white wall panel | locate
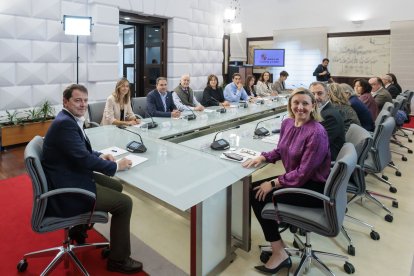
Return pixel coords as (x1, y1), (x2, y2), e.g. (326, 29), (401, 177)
(16, 63), (47, 85)
(170, 33), (192, 48)
(32, 84), (61, 106)
(89, 44), (118, 62)
(0, 85), (32, 110)
(84, 81), (115, 101)
(91, 24), (118, 44)
(198, 50), (208, 63)
(168, 48), (191, 63)
(0, 39), (31, 62)
(192, 36), (203, 50)
(0, 63), (15, 86)
(47, 63), (74, 84)
(167, 63), (191, 79)
(188, 22), (198, 36)
(91, 4), (119, 25)
(142, 0), (156, 15)
(192, 63), (203, 76)
(192, 9), (203, 23)
(168, 18), (189, 34)
(32, 41), (60, 62)
(15, 17), (47, 40)
(0, 0), (31, 17)
(162, 0), (191, 20)
(118, 0), (132, 11)
(198, 24), (209, 37)
(32, 0), (61, 20)
(0, 15), (16, 38)
(203, 37), (213, 50)
(46, 20), (74, 42)
(87, 63), (118, 82)
(61, 1), (87, 17)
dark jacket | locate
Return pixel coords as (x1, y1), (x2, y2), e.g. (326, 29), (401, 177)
(201, 86), (225, 107)
(42, 110), (117, 217)
(320, 102), (345, 161)
(146, 89), (177, 117)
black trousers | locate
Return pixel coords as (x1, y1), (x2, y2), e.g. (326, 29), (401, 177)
(251, 176), (325, 242)
(94, 173), (133, 261)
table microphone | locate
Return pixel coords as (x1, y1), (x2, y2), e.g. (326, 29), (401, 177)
(210, 125), (240, 150)
(254, 115), (280, 137)
(272, 114), (286, 134)
(145, 112), (158, 129)
(183, 106), (197, 120)
(117, 125), (147, 153)
(210, 97), (226, 113)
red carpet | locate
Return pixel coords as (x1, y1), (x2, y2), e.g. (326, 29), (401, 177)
(0, 175), (147, 275)
(403, 115), (414, 128)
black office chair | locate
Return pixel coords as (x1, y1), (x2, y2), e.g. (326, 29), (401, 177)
(261, 143), (357, 275)
(194, 90), (204, 103)
(17, 136), (109, 275)
(131, 97), (147, 118)
(87, 101), (106, 127)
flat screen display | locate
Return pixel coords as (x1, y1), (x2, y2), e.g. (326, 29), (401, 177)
(253, 49), (285, 67)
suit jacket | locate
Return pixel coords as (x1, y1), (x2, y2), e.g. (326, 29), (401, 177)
(372, 87), (392, 111)
(146, 89), (177, 117)
(320, 102), (345, 161)
(272, 79), (285, 94)
(313, 64), (331, 82)
(386, 84), (400, 99)
(101, 94), (135, 125)
(42, 110), (117, 217)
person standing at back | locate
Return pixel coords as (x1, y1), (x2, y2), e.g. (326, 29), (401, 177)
(309, 81), (345, 160)
(313, 58), (333, 83)
(42, 84), (143, 274)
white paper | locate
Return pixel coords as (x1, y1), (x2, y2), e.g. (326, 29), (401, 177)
(119, 154), (148, 168)
(203, 109), (215, 113)
(99, 146), (128, 157)
(261, 134), (280, 145)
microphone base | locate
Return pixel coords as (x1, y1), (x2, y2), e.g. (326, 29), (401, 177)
(147, 122), (158, 129)
(272, 129), (280, 134)
(254, 127), (270, 137)
(184, 114), (197, 120)
(216, 108), (226, 113)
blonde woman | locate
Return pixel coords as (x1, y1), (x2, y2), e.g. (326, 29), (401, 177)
(101, 78), (140, 126)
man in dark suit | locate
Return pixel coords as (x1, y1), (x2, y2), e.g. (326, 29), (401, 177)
(42, 84), (143, 274)
(146, 77), (181, 118)
(309, 82), (345, 160)
(381, 74), (400, 99)
(369, 77), (393, 110)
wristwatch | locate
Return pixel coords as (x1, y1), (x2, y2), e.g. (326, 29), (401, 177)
(270, 180), (276, 188)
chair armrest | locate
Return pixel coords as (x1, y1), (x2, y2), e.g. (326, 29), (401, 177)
(134, 113), (144, 119)
(39, 188), (96, 201)
(88, 121), (100, 128)
(273, 188), (331, 204)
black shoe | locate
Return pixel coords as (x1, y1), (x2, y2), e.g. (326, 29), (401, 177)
(107, 257), (143, 274)
(255, 257), (292, 274)
(68, 225), (88, 245)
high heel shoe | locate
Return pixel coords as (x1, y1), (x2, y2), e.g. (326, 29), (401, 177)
(254, 257), (292, 275)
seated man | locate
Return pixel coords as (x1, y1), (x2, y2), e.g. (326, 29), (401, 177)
(42, 84), (143, 274)
(147, 77), (181, 118)
(223, 73), (249, 103)
(309, 81), (345, 161)
(381, 74), (400, 99)
(173, 74), (205, 111)
(369, 77), (392, 110)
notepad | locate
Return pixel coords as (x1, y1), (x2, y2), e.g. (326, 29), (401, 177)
(119, 154), (148, 168)
(99, 146), (128, 157)
(261, 134), (280, 145)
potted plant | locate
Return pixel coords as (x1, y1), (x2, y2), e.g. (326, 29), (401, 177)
(0, 101), (55, 147)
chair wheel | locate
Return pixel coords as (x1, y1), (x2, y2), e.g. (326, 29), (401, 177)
(101, 247), (111, 258)
(370, 231), (380, 240)
(347, 245), (355, 256)
(408, 149), (413, 154)
(344, 261), (355, 274)
(289, 225), (298, 233)
(389, 186), (397, 193)
(260, 251), (271, 263)
(17, 259), (28, 272)
(392, 200), (399, 208)
(385, 214), (393, 222)
(395, 171), (402, 176)
(382, 175), (389, 181)
(402, 156), (408, 161)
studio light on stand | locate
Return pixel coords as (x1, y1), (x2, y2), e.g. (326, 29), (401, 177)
(62, 15), (92, 84)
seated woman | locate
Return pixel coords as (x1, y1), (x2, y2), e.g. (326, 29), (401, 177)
(256, 71), (277, 97)
(328, 83), (361, 133)
(101, 78), (140, 126)
(243, 88), (331, 274)
(354, 78), (379, 120)
(243, 75), (257, 98)
(340, 83), (375, 132)
(201, 74), (230, 107)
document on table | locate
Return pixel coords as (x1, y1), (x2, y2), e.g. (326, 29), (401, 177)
(219, 148), (261, 163)
(99, 146), (128, 157)
(261, 134), (280, 145)
(118, 154), (148, 168)
(203, 108), (215, 113)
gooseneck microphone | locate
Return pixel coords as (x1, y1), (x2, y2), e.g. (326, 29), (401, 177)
(272, 113), (287, 134)
(117, 125), (147, 153)
(145, 112), (158, 129)
(210, 125), (240, 150)
(210, 97), (227, 113)
(254, 115), (281, 137)
(184, 106), (197, 120)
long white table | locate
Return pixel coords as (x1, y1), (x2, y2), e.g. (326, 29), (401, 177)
(86, 97), (287, 275)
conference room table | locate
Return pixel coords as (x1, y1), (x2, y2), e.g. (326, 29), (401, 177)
(86, 97), (288, 276)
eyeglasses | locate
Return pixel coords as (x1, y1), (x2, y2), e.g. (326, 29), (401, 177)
(240, 148), (257, 156)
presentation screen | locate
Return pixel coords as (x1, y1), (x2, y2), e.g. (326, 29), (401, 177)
(253, 49), (285, 67)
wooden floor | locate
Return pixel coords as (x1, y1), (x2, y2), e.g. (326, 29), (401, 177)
(0, 144), (26, 180)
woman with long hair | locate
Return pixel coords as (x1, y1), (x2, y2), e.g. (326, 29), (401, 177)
(101, 78), (140, 126)
(243, 75), (257, 97)
(256, 71), (277, 97)
(354, 78), (378, 120)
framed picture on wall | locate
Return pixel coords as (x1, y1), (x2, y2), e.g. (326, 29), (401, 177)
(246, 37), (273, 66)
